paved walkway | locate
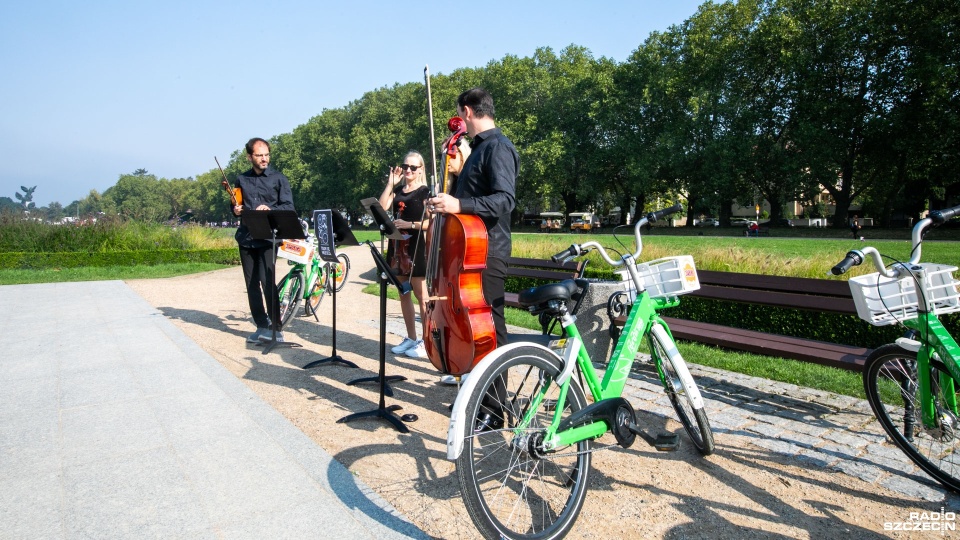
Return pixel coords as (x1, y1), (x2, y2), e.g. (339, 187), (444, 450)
(0, 280), (428, 539)
(1, 273), (956, 539)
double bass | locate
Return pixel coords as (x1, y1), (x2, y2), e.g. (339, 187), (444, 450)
(422, 113), (497, 376)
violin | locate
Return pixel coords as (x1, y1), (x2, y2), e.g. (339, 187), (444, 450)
(391, 238), (414, 276)
(421, 101), (496, 375)
(215, 156), (242, 207)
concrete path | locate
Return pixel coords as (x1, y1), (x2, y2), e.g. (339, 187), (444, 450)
(0, 280), (428, 539)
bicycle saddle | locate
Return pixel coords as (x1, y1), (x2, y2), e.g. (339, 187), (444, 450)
(517, 279), (578, 314)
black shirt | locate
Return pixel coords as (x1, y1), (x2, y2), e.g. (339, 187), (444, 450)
(233, 165), (296, 248)
(453, 127), (518, 260)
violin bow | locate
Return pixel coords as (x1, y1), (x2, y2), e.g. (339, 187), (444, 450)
(214, 156), (239, 207)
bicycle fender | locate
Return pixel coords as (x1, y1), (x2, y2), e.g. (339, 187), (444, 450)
(446, 341), (560, 461)
(650, 323), (705, 409)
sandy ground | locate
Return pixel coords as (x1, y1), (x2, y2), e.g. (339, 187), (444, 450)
(127, 244), (951, 539)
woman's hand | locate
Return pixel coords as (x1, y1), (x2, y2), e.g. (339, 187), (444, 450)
(388, 167), (403, 186)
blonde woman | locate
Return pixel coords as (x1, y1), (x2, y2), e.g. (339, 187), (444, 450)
(379, 151), (430, 359)
(443, 134), (472, 192)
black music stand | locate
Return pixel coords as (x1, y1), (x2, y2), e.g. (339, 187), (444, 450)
(241, 209), (305, 355)
(346, 199), (410, 395)
(338, 199), (412, 433)
(303, 210), (360, 370)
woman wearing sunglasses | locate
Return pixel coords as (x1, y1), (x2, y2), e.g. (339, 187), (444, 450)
(378, 151), (431, 359)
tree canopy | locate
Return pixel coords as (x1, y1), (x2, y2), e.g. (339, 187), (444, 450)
(20, 0), (958, 228)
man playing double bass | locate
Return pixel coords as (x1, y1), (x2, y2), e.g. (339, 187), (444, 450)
(426, 87), (518, 353)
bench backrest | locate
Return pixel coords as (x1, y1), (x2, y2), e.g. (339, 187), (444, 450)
(505, 256), (588, 282)
(695, 270), (856, 315)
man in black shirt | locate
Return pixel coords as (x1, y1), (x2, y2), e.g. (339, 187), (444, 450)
(232, 137), (296, 343)
(427, 87), (518, 348)
(427, 89), (517, 426)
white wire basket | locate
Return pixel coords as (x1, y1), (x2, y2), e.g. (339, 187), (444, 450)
(277, 239), (314, 265)
(617, 255), (701, 299)
(848, 263), (960, 326)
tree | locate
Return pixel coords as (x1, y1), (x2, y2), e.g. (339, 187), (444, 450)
(15, 185), (37, 211)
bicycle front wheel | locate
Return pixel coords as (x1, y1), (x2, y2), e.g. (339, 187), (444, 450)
(277, 271), (304, 329)
(863, 343), (960, 493)
(456, 345), (591, 540)
(331, 253), (350, 292)
(650, 330), (715, 455)
(304, 272), (326, 316)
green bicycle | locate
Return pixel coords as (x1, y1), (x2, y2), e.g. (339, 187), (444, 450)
(831, 204), (960, 493)
(276, 225), (350, 329)
(447, 204), (713, 540)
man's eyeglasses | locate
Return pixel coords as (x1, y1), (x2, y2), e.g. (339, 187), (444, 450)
(253, 153), (270, 159)
(399, 164), (421, 171)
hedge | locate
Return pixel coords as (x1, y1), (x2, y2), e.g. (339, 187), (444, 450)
(0, 249), (240, 269)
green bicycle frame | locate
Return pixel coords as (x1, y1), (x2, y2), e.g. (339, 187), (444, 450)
(535, 290), (681, 450)
(902, 315), (960, 428)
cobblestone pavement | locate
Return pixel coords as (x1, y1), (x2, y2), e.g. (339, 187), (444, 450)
(384, 316), (959, 505)
(628, 360), (957, 504)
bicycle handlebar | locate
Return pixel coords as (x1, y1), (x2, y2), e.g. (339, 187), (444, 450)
(829, 250), (863, 276)
(930, 203), (960, 224)
(552, 204), (684, 268)
(830, 203), (960, 277)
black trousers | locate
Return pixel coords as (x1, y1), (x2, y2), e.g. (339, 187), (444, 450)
(238, 244), (278, 329)
(482, 256), (508, 347)
(480, 256), (509, 425)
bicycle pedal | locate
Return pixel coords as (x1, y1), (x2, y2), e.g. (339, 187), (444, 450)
(652, 434), (681, 452)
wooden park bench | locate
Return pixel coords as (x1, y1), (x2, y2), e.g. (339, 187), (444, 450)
(503, 256), (589, 334)
(615, 270), (871, 371)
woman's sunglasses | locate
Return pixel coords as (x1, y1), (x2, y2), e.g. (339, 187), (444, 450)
(399, 164), (421, 171)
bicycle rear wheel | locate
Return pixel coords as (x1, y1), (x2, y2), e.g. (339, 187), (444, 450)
(332, 253), (350, 292)
(456, 346), (591, 540)
(650, 330), (715, 455)
(277, 271), (304, 329)
(863, 343), (960, 493)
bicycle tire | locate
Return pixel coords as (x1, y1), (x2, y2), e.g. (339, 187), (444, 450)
(456, 345), (591, 540)
(650, 330), (715, 455)
(277, 271), (305, 329)
(304, 271), (326, 316)
(862, 343), (960, 493)
(331, 253), (350, 292)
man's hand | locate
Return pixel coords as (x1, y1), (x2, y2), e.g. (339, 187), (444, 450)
(426, 193), (461, 215)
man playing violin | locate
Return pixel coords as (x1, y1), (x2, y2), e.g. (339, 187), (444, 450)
(232, 137), (296, 343)
(427, 87), (518, 357)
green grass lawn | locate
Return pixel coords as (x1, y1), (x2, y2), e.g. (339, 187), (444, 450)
(7, 222), (942, 401)
(0, 263), (231, 285)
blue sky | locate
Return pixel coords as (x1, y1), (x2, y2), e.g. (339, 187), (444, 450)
(1, 1), (704, 208)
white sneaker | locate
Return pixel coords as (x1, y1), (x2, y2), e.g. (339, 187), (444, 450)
(440, 373), (468, 385)
(408, 340), (428, 359)
(391, 337), (417, 354)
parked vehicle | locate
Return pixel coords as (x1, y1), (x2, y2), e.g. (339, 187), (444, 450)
(539, 211), (564, 232)
(569, 212), (602, 232)
(695, 217), (719, 227)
